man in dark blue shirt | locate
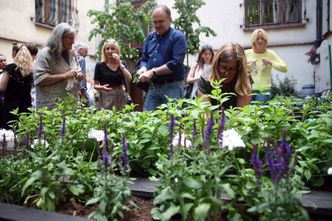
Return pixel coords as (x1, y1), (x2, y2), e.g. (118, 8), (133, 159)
(138, 4), (187, 111)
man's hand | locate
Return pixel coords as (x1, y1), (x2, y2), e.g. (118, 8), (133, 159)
(139, 70), (154, 82)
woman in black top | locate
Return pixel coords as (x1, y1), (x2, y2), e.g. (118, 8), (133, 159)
(0, 43), (38, 129)
(94, 39), (132, 111)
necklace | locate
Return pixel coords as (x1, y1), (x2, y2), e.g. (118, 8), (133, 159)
(106, 62), (119, 71)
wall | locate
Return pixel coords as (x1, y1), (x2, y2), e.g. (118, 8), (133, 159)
(0, 0), (104, 63)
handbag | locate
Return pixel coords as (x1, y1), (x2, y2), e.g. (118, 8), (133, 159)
(183, 84), (194, 99)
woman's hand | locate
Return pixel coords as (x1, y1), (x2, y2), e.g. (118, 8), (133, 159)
(262, 58), (272, 65)
(112, 53), (121, 65)
(102, 84), (112, 92)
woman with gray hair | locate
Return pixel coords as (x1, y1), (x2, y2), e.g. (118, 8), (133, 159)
(33, 22), (83, 109)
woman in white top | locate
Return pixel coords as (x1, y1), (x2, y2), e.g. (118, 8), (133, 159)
(186, 45), (214, 98)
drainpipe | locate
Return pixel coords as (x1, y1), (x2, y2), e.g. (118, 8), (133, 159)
(316, 0), (323, 44)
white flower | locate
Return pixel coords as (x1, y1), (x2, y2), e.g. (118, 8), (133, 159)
(172, 133), (192, 148)
(0, 129), (14, 141)
(328, 167), (332, 175)
(220, 129), (245, 150)
(31, 139), (49, 149)
(88, 129), (104, 142)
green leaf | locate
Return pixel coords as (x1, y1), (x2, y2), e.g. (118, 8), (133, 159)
(180, 192), (195, 200)
(153, 188), (174, 204)
(86, 197), (100, 206)
(161, 204), (180, 221)
(221, 183), (235, 198)
(67, 184), (85, 196)
(304, 170), (311, 181)
(22, 170), (43, 196)
(183, 177), (202, 189)
(181, 203), (193, 220)
(194, 203), (211, 221)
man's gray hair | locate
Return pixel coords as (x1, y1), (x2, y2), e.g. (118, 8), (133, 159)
(46, 23), (76, 56)
(74, 42), (89, 51)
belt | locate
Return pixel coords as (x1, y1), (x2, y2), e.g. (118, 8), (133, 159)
(154, 79), (181, 85)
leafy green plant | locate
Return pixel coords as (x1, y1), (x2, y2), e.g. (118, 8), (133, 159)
(271, 76), (298, 98)
(173, 0), (217, 66)
(248, 133), (309, 221)
(88, 0), (156, 60)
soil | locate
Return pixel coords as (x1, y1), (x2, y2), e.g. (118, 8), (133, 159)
(57, 196), (154, 221)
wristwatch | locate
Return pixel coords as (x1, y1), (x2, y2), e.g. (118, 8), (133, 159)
(152, 68), (157, 77)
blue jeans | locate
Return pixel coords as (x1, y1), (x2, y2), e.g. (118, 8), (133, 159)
(251, 89), (271, 103)
(144, 80), (184, 111)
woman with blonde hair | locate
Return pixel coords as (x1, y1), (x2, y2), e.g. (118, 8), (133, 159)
(245, 28), (287, 102)
(197, 42), (251, 109)
(0, 42), (38, 129)
(94, 39), (132, 111)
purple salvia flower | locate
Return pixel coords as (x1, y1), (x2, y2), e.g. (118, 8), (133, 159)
(204, 111), (214, 154)
(103, 126), (109, 153)
(25, 134), (30, 150)
(102, 147), (109, 169)
(251, 144), (263, 181)
(217, 107), (225, 148)
(121, 134), (129, 171)
(169, 114), (175, 158)
(280, 129), (291, 166)
(60, 115), (66, 138)
(191, 119), (196, 146)
(38, 114), (43, 140)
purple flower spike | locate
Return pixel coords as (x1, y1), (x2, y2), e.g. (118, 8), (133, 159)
(103, 126), (109, 152)
(60, 115), (66, 138)
(38, 114), (44, 140)
(217, 107), (225, 148)
(251, 144), (263, 181)
(191, 119), (197, 145)
(122, 134), (129, 171)
(25, 134), (30, 150)
(102, 148), (109, 169)
(204, 111), (214, 154)
(169, 115), (175, 158)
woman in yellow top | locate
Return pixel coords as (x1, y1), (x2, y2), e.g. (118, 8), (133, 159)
(245, 28), (287, 102)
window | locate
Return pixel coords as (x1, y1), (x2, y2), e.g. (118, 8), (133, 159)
(244, 0), (303, 28)
(35, 0), (79, 28)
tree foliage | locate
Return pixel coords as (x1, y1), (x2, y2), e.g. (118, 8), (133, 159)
(87, 0), (156, 60)
(173, 0), (217, 57)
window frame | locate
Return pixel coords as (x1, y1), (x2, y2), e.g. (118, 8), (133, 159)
(243, 0), (305, 31)
(34, 0), (78, 29)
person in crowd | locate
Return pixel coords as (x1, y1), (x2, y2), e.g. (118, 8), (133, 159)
(0, 53), (7, 128)
(138, 4), (187, 111)
(186, 45), (214, 98)
(197, 42), (252, 109)
(0, 43), (38, 129)
(93, 39), (132, 111)
(33, 22), (83, 109)
(245, 28), (287, 102)
(0, 54), (6, 73)
(74, 42), (94, 105)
